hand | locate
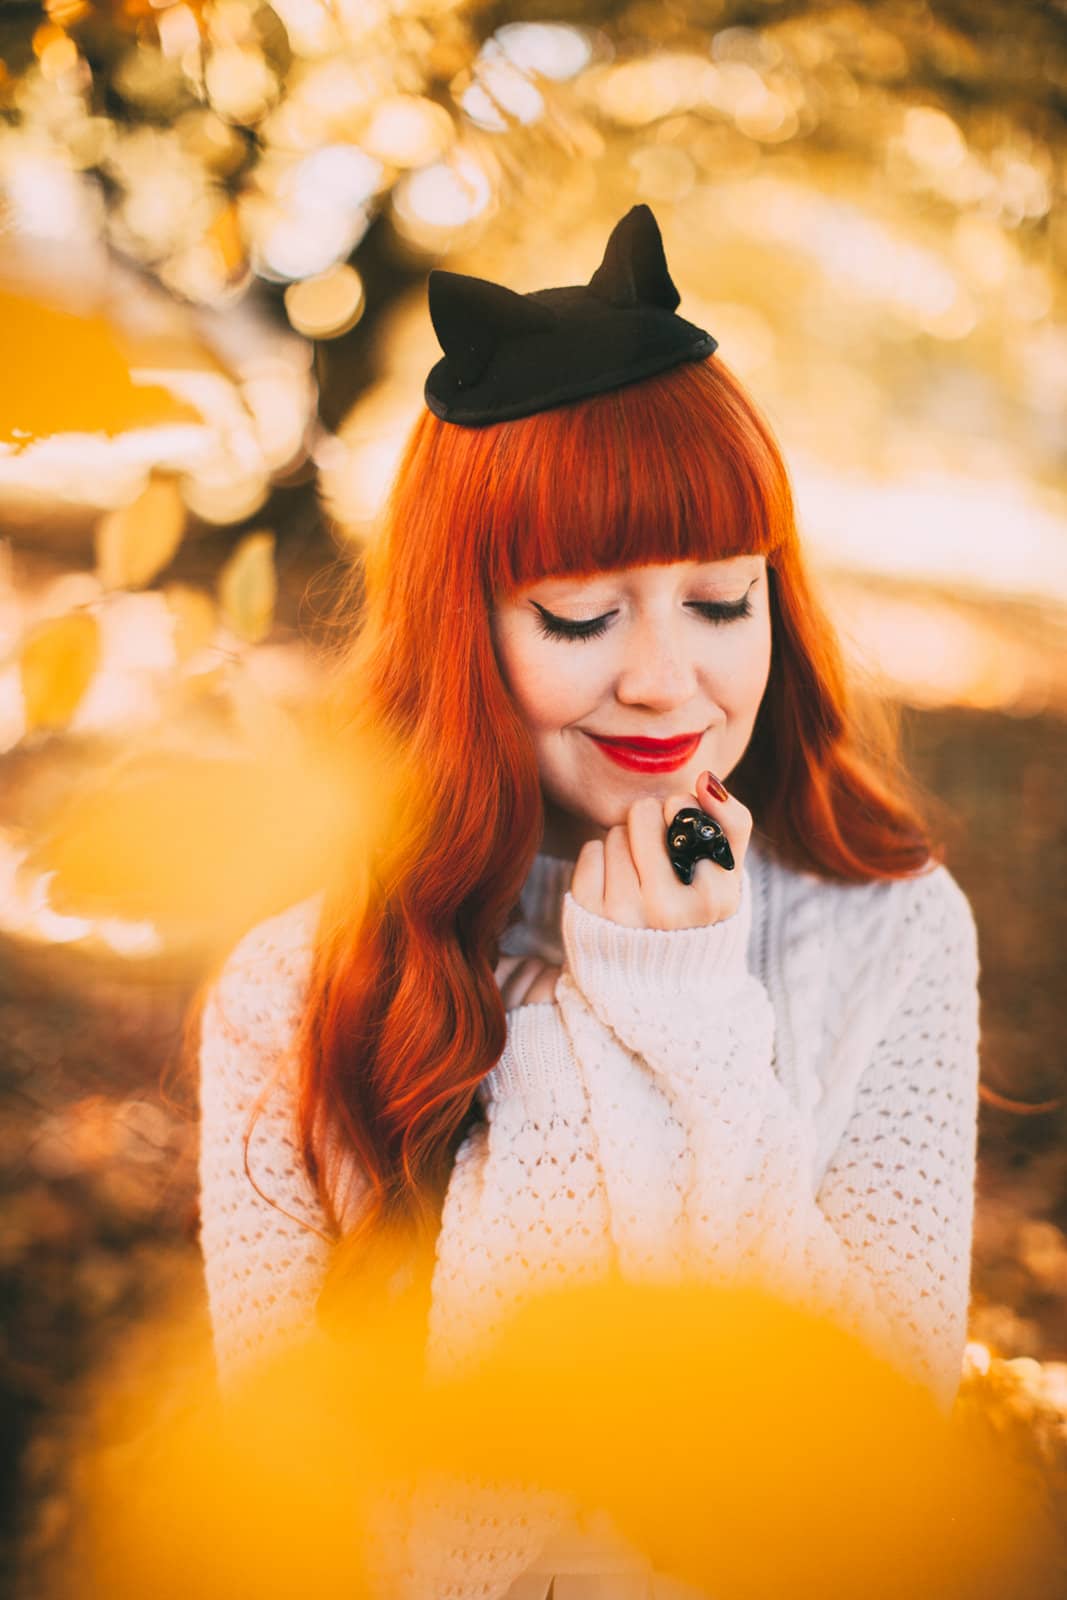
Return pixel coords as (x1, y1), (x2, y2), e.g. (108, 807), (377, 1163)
(494, 954), (563, 1008)
(570, 769), (751, 932)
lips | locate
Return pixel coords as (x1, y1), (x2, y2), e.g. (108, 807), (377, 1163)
(584, 730), (703, 773)
(591, 733), (701, 752)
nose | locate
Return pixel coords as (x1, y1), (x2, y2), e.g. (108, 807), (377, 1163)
(614, 610), (699, 709)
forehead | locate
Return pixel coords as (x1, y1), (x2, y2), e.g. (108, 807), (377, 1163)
(533, 556), (764, 592)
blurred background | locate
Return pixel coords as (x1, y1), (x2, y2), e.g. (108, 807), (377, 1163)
(1, 0), (1065, 1593)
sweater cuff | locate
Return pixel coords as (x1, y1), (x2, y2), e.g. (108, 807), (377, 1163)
(478, 1001), (584, 1107)
(561, 863), (753, 1003)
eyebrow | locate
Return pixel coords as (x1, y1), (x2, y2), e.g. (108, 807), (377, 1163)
(537, 562), (761, 596)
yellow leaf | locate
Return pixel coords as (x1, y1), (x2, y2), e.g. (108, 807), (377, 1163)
(206, 200), (247, 278)
(95, 475), (187, 591)
(217, 530), (277, 644)
(0, 288), (200, 445)
(163, 582), (217, 661)
(30, 722), (396, 939)
(19, 611), (101, 732)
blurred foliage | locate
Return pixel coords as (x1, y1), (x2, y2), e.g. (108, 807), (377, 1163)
(2, 699), (1065, 1599)
(57, 1274), (1067, 1600)
(0, 289), (200, 444)
(0, 2), (1065, 1597)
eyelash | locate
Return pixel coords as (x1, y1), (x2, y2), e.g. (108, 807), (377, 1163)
(532, 596), (755, 643)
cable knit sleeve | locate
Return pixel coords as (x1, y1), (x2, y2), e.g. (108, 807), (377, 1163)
(197, 894), (339, 1396)
(555, 861), (981, 1415)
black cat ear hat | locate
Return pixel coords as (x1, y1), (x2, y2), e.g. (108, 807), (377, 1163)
(423, 203), (718, 426)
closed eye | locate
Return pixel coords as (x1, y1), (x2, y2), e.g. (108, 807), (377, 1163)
(531, 595), (755, 642)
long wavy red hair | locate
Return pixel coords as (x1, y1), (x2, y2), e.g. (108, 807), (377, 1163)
(246, 350), (968, 1327)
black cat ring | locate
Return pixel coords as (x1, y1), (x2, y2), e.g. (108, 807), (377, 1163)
(665, 807), (735, 885)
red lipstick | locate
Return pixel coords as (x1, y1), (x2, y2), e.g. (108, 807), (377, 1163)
(584, 731), (702, 773)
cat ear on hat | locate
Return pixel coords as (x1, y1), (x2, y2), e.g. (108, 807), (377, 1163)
(427, 270), (556, 389)
(586, 202), (681, 312)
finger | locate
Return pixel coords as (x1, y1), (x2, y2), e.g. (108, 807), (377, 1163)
(691, 851), (742, 906)
(661, 789), (699, 832)
(524, 965), (562, 1005)
(681, 774), (752, 896)
(496, 954), (532, 1005)
(696, 768), (730, 811)
(571, 837), (605, 914)
(501, 956), (545, 1007)
(494, 954), (525, 985)
(604, 822), (643, 926)
(659, 778), (748, 912)
(694, 769), (753, 849)
(495, 953), (521, 1004)
(628, 795), (685, 895)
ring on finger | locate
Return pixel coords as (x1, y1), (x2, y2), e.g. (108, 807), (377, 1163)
(665, 806), (735, 886)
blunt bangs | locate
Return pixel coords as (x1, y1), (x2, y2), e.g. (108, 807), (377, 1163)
(468, 357), (794, 601)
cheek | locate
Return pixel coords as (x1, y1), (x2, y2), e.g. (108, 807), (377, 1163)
(505, 641), (604, 733)
(744, 627), (773, 698)
(714, 623), (772, 711)
(520, 657), (587, 730)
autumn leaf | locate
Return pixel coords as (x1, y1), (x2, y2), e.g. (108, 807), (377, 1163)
(217, 531), (277, 644)
(95, 476), (187, 591)
(19, 611), (101, 732)
(0, 288), (200, 445)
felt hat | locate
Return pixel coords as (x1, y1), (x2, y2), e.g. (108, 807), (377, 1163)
(424, 203), (717, 426)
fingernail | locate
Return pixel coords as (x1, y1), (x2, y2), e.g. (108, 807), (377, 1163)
(703, 770), (729, 802)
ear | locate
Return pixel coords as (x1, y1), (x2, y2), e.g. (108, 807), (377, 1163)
(427, 269), (557, 387)
(586, 203), (681, 312)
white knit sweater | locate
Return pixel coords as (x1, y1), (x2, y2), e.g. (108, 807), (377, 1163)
(197, 830), (982, 1600)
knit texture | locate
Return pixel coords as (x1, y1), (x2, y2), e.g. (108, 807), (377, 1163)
(197, 831), (981, 1599)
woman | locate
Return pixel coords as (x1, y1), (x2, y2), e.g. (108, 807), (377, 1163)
(196, 206), (982, 1600)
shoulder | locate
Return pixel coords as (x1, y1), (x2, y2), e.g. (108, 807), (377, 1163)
(894, 861), (978, 961)
(203, 890), (325, 1055)
(759, 843), (979, 994)
(836, 859), (978, 976)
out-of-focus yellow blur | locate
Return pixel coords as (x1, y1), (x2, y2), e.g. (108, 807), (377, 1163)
(0, 290), (201, 444)
(65, 1270), (1064, 1600)
(14, 706), (403, 956)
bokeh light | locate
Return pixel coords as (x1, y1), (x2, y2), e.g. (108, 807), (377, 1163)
(1, 2), (1065, 1593)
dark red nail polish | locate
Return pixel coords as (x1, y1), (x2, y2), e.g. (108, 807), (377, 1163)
(703, 770), (729, 802)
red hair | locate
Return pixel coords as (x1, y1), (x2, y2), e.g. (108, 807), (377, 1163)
(269, 352), (962, 1323)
